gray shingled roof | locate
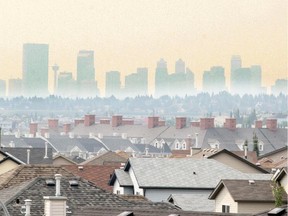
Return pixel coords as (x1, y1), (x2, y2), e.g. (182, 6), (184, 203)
(201, 128), (287, 156)
(134, 144), (171, 154)
(100, 137), (139, 152)
(115, 169), (133, 186)
(2, 147), (53, 164)
(168, 193), (215, 212)
(1, 177), (178, 216)
(124, 158), (272, 189)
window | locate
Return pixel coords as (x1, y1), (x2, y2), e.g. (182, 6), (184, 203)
(182, 143), (186, 150)
(116, 190), (121, 194)
(222, 205), (230, 213)
(175, 143), (179, 149)
(136, 192), (140, 195)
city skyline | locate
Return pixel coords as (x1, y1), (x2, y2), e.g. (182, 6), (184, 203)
(0, 0), (286, 95)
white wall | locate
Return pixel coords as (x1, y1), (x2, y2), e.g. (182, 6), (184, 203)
(113, 179), (124, 194)
(238, 202), (275, 214)
(280, 173), (288, 194)
(129, 167), (144, 195)
(214, 186), (238, 213)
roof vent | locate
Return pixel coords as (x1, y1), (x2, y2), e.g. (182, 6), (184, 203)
(46, 179), (55, 186)
(78, 166), (84, 171)
(255, 162), (261, 166)
(248, 180), (255, 185)
(117, 211), (133, 216)
(69, 180), (79, 186)
(193, 171), (196, 175)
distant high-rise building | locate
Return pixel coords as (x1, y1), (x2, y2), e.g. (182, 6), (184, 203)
(232, 67), (252, 95)
(8, 79), (22, 97)
(106, 71), (121, 98)
(57, 72), (77, 97)
(22, 43), (49, 97)
(271, 79), (288, 95)
(203, 66), (226, 93)
(0, 80), (6, 97)
(155, 58), (169, 97)
(76, 50), (99, 97)
(230, 55), (242, 93)
(175, 59), (185, 74)
(250, 65), (262, 93)
(185, 67), (196, 94)
(124, 68), (148, 97)
(136, 67), (148, 95)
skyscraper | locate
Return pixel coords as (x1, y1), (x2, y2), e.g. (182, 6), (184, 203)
(230, 55), (242, 93)
(155, 58), (169, 97)
(136, 67), (148, 96)
(8, 79), (22, 98)
(202, 66), (226, 93)
(106, 71), (121, 98)
(0, 80), (6, 97)
(175, 59), (185, 73)
(250, 65), (262, 93)
(57, 72), (77, 97)
(22, 43), (49, 97)
(76, 50), (99, 97)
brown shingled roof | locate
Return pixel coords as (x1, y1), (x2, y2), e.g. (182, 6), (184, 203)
(63, 164), (120, 191)
(0, 164), (75, 190)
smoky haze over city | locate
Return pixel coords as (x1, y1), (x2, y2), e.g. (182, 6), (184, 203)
(0, 1), (287, 216)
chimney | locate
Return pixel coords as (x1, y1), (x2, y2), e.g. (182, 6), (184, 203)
(190, 121), (200, 127)
(112, 115), (123, 127)
(100, 119), (110, 125)
(224, 118), (236, 130)
(27, 149), (30, 164)
(185, 135), (192, 149)
(255, 120), (262, 129)
(43, 174), (67, 216)
(74, 119), (84, 126)
(122, 119), (134, 125)
(44, 142), (49, 159)
(200, 118), (214, 130)
(55, 174), (61, 196)
(63, 123), (71, 134)
(84, 114), (95, 127)
(21, 199), (32, 216)
(195, 133), (199, 148)
(122, 133), (127, 139)
(148, 116), (159, 128)
(176, 117), (186, 129)
(48, 119), (59, 131)
(29, 123), (38, 137)
(244, 145), (248, 159)
(40, 128), (49, 137)
(158, 120), (166, 126)
(266, 119), (277, 131)
(145, 147), (149, 156)
(190, 147), (193, 156)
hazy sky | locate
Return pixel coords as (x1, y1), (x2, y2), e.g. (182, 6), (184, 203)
(0, 0), (286, 95)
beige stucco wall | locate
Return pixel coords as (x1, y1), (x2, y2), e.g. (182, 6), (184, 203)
(238, 202), (275, 214)
(53, 157), (75, 166)
(212, 154), (263, 173)
(215, 186), (238, 213)
(0, 153), (6, 160)
(267, 149), (287, 162)
(0, 159), (19, 175)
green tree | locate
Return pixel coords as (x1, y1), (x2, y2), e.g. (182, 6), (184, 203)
(271, 181), (285, 207)
(253, 132), (259, 157)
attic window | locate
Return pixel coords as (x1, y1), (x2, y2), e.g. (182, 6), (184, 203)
(46, 179), (55, 186)
(69, 180), (79, 186)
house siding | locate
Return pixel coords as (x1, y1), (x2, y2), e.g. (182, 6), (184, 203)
(0, 159), (19, 175)
(113, 179), (124, 194)
(238, 202), (275, 214)
(145, 188), (212, 202)
(212, 154), (263, 173)
(53, 157), (75, 166)
(280, 174), (288, 193)
(215, 186), (238, 213)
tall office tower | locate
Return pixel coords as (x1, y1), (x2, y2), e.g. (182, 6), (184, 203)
(125, 73), (139, 97)
(77, 50), (99, 97)
(155, 58), (169, 97)
(57, 72), (77, 97)
(232, 67), (252, 95)
(8, 79), (23, 97)
(202, 66), (226, 93)
(22, 43), (49, 97)
(0, 80), (6, 97)
(106, 71), (121, 98)
(271, 79), (288, 95)
(230, 55), (242, 93)
(175, 59), (185, 74)
(136, 67), (148, 96)
(185, 67), (196, 94)
(250, 65), (262, 94)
